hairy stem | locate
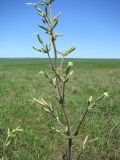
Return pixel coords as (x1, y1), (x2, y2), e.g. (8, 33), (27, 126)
(51, 33), (72, 159)
(51, 33), (63, 101)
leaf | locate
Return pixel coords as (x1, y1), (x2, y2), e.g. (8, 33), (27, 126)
(41, 98), (48, 106)
(41, 0), (55, 6)
(41, 0), (48, 5)
(44, 71), (52, 82)
(33, 98), (45, 106)
(7, 128), (10, 136)
(38, 24), (50, 33)
(36, 34), (43, 44)
(33, 98), (51, 113)
(45, 44), (50, 53)
(49, 21), (57, 33)
(17, 128), (23, 132)
(54, 32), (64, 37)
(52, 19), (58, 30)
(34, 5), (42, 13)
(32, 45), (41, 52)
(49, 103), (53, 112)
(52, 127), (64, 135)
(52, 12), (62, 22)
(38, 12), (44, 17)
(43, 107), (50, 112)
(42, 19), (46, 24)
(6, 140), (11, 147)
(61, 46), (76, 56)
(14, 126), (23, 132)
(41, 47), (47, 53)
(44, 15), (50, 24)
(45, 7), (48, 16)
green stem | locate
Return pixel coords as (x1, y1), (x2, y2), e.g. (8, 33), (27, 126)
(62, 105), (72, 160)
(51, 33), (62, 100)
(51, 33), (72, 160)
(47, 3), (72, 159)
(74, 107), (89, 136)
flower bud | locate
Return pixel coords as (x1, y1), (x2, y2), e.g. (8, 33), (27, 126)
(83, 135), (88, 150)
(88, 96), (92, 105)
(103, 92), (109, 97)
(39, 70), (44, 74)
(68, 61), (73, 67)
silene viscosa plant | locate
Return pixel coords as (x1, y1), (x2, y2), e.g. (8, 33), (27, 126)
(1, 126), (23, 160)
(28, 0), (109, 159)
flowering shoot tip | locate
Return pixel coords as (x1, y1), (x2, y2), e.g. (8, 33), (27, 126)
(103, 92), (109, 97)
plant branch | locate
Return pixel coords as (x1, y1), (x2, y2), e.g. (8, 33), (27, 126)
(74, 107), (89, 136)
(74, 94), (107, 137)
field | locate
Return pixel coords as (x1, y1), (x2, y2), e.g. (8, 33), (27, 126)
(0, 58), (120, 160)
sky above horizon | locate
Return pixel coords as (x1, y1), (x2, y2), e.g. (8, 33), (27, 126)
(0, 0), (120, 58)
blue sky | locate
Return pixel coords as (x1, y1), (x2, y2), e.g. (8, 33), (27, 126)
(0, 0), (120, 58)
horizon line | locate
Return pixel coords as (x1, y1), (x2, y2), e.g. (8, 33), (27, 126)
(0, 57), (120, 60)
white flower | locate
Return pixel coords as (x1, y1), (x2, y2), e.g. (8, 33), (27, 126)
(103, 92), (109, 97)
(68, 61), (73, 67)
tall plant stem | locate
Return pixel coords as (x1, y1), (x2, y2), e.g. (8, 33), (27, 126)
(51, 33), (62, 99)
(51, 34), (72, 159)
(62, 103), (72, 160)
(62, 80), (72, 159)
(51, 33), (58, 68)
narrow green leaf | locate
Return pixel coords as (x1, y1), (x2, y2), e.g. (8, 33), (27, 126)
(45, 44), (50, 53)
(52, 12), (62, 22)
(37, 12), (45, 17)
(7, 128), (10, 136)
(45, 7), (48, 16)
(36, 34), (43, 44)
(41, 47), (47, 53)
(44, 15), (50, 24)
(6, 140), (11, 147)
(41, 0), (55, 6)
(52, 19), (58, 30)
(54, 32), (64, 37)
(32, 45), (41, 52)
(38, 24), (50, 32)
(42, 18), (46, 24)
(41, 0), (48, 5)
(34, 5), (42, 13)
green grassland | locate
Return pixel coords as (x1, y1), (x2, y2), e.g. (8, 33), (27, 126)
(0, 58), (120, 160)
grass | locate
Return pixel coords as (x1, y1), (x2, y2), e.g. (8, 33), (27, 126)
(0, 58), (120, 160)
